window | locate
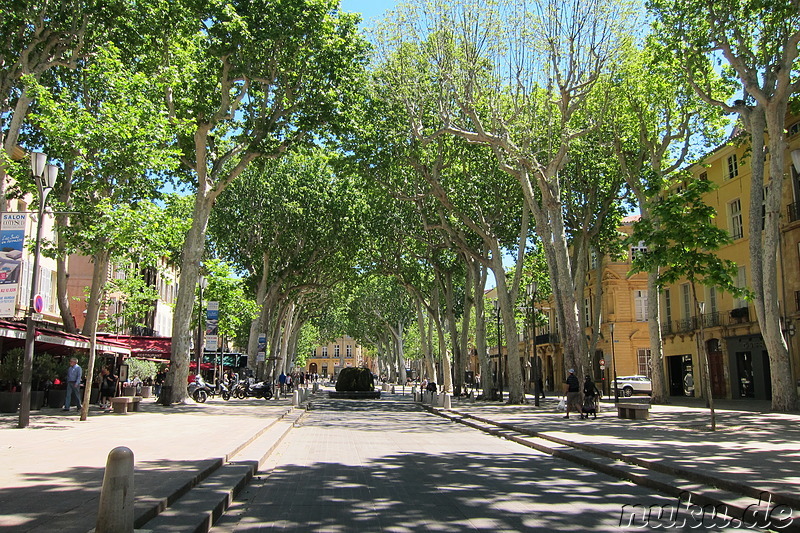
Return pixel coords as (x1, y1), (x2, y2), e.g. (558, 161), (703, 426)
(334, 344), (340, 357)
(630, 241), (648, 262)
(789, 122), (800, 137)
(41, 267), (54, 312)
(346, 345), (353, 357)
(729, 199), (743, 240)
(681, 283), (691, 319)
(735, 266), (747, 309)
(634, 290), (648, 321)
(727, 154), (739, 180)
(699, 171), (708, 181)
(708, 287), (718, 315)
(637, 348), (652, 377)
(664, 289), (672, 325)
(583, 298), (591, 327)
(322, 346), (328, 358)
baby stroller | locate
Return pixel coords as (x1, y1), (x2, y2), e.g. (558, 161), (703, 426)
(582, 395), (599, 419)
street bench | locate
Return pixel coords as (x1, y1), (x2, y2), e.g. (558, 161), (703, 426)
(110, 396), (143, 414)
(616, 403), (651, 420)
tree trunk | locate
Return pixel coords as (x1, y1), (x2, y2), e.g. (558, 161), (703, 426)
(647, 271), (668, 403)
(472, 257), (492, 398)
(54, 162), (77, 333)
(163, 194), (214, 404)
(489, 249), (524, 403)
(460, 259), (474, 395)
(443, 270), (463, 395)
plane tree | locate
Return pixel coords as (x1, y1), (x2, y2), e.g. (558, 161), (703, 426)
(608, 41), (730, 403)
(208, 148), (366, 380)
(647, 0), (800, 410)
(159, 0), (369, 403)
(376, 0), (637, 387)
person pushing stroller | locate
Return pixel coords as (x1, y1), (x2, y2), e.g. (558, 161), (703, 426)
(582, 375), (601, 419)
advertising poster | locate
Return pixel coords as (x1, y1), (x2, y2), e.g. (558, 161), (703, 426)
(257, 333), (266, 363)
(205, 301), (219, 351)
(0, 213), (26, 317)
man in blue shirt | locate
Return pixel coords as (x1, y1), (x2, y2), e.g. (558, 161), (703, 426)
(63, 357), (82, 411)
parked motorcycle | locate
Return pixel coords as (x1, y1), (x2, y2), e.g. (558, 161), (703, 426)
(188, 376), (231, 403)
(233, 378), (273, 400)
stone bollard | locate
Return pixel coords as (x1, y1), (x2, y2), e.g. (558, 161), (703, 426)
(96, 446), (134, 533)
(292, 390), (299, 406)
(443, 393), (451, 409)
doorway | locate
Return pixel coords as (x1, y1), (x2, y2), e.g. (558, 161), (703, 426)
(735, 352), (754, 398)
(707, 339), (726, 398)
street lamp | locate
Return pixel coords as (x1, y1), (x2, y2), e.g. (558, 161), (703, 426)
(493, 299), (503, 401)
(19, 152), (58, 428)
(196, 275), (207, 380)
(610, 322), (619, 405)
(527, 282), (541, 407)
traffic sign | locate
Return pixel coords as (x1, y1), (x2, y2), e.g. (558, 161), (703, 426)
(33, 294), (43, 314)
(599, 358), (605, 366)
(600, 364), (606, 370)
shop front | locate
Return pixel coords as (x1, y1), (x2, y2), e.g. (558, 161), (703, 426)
(725, 335), (772, 400)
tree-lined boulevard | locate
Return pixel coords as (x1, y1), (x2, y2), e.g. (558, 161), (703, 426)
(3, 0), (798, 418)
(1, 391), (799, 531)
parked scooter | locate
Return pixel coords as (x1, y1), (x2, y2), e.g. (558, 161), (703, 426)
(188, 375), (231, 403)
(233, 378), (273, 400)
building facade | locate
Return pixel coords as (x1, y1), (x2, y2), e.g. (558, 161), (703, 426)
(305, 335), (365, 378)
(658, 118), (800, 401)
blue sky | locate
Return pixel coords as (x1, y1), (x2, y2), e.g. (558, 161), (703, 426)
(340, 0), (398, 25)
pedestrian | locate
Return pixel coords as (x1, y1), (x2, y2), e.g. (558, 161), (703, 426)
(536, 376), (545, 399)
(99, 367), (118, 410)
(63, 357), (82, 412)
(581, 375), (601, 419)
(563, 368), (580, 419)
(279, 372), (286, 393)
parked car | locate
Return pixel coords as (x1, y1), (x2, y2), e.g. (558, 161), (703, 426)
(613, 375), (652, 397)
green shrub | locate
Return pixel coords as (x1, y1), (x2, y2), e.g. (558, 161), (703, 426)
(335, 367), (374, 392)
(0, 348), (24, 389)
(126, 358), (158, 381)
(32, 353), (59, 390)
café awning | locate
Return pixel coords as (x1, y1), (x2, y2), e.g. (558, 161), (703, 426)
(0, 319), (131, 356)
(96, 334), (171, 361)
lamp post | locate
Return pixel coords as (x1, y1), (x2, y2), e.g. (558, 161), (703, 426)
(527, 283), (541, 407)
(610, 322), (619, 405)
(493, 300), (503, 401)
(19, 153), (58, 428)
(196, 275), (207, 381)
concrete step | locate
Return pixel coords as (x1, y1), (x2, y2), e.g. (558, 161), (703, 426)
(430, 406), (798, 531)
(137, 407), (306, 533)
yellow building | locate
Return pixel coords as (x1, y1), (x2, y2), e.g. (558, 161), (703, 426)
(305, 335), (366, 378)
(659, 117), (800, 401)
(486, 219), (651, 395)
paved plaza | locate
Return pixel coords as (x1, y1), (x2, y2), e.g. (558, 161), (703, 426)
(0, 389), (798, 532)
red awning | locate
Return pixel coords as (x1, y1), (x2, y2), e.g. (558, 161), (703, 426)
(96, 334), (171, 360)
(0, 319), (131, 356)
